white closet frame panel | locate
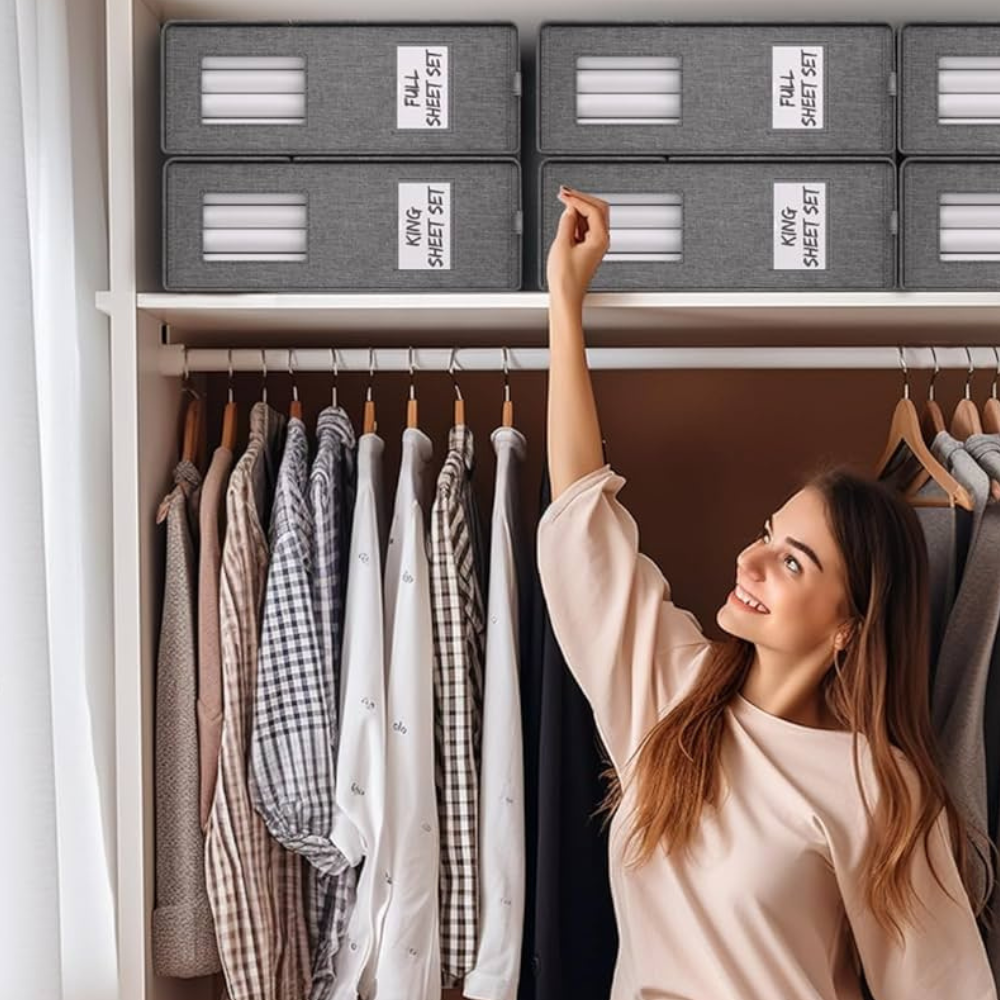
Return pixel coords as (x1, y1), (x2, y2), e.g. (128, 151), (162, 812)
(102, 2), (1000, 1000)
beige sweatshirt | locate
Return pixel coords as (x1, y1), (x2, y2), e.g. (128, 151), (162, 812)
(536, 463), (996, 1000)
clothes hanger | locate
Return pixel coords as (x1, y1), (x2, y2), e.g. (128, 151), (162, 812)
(181, 346), (202, 465)
(950, 345), (983, 440)
(501, 346), (514, 428)
(906, 346), (947, 496)
(221, 349), (238, 451)
(288, 349), (303, 421)
(407, 346), (419, 429)
(874, 346), (973, 510)
(330, 347), (340, 412)
(921, 345), (947, 443)
(363, 346), (377, 435)
(984, 346), (1000, 435)
(450, 347), (465, 427)
(260, 348), (269, 406)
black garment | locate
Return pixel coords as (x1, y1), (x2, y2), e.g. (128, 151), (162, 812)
(518, 460), (618, 1000)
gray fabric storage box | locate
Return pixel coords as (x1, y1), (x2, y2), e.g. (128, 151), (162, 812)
(538, 158), (896, 290)
(537, 22), (895, 155)
(900, 24), (1000, 154)
(163, 158), (522, 291)
(162, 21), (520, 155)
(900, 158), (1000, 288)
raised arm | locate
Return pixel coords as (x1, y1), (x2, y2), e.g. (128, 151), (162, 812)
(546, 186), (610, 500)
(539, 187), (711, 776)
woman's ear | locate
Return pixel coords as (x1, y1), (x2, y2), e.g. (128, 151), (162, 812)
(833, 619), (858, 651)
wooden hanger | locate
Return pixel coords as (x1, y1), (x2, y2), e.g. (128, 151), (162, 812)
(501, 346), (514, 428)
(450, 347), (465, 427)
(874, 348), (973, 510)
(407, 347), (419, 429)
(180, 348), (202, 464)
(908, 347), (947, 495)
(221, 349), (237, 451)
(363, 346), (377, 435)
(182, 393), (202, 464)
(983, 347), (1000, 434)
(950, 346), (983, 441)
(288, 349), (303, 421)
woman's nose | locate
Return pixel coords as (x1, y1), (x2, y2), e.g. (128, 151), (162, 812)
(737, 544), (766, 579)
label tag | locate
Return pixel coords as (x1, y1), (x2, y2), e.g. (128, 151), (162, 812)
(772, 46), (825, 129)
(398, 182), (452, 270)
(773, 182), (827, 270)
(397, 45), (449, 129)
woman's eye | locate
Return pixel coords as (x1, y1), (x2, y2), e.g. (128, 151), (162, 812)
(759, 527), (801, 575)
(784, 555), (802, 574)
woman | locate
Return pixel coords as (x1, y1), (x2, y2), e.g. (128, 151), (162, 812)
(537, 185), (998, 1000)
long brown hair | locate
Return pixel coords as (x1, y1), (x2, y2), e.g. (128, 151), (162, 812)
(601, 463), (995, 943)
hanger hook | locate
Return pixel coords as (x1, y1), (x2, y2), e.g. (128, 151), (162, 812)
(964, 345), (975, 401)
(449, 347), (463, 402)
(330, 347), (339, 409)
(182, 345), (190, 384)
(366, 347), (375, 403)
(288, 349), (299, 403)
(928, 345), (939, 403)
(502, 346), (510, 402)
(897, 345), (909, 401)
(261, 348), (268, 405)
(227, 348), (234, 404)
(408, 347), (416, 401)
(992, 346), (999, 402)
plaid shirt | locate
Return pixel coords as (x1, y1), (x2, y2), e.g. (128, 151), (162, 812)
(206, 402), (311, 1000)
(307, 407), (360, 999)
(430, 423), (488, 987)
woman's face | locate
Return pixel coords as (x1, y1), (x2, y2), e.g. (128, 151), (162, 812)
(716, 486), (853, 657)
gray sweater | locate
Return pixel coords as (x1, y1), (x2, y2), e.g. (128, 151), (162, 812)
(928, 431), (998, 915)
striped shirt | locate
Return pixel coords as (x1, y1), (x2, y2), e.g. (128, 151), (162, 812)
(206, 401), (310, 1000)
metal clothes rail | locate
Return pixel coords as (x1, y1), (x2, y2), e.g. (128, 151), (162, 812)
(161, 344), (1000, 374)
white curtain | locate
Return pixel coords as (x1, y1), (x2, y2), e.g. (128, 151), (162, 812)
(0, 0), (118, 998)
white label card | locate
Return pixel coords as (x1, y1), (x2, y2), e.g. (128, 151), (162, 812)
(772, 45), (825, 129)
(773, 182), (827, 271)
(397, 45), (450, 129)
(398, 182), (452, 270)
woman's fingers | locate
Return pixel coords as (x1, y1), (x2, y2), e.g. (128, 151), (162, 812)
(555, 203), (579, 245)
(558, 189), (609, 241)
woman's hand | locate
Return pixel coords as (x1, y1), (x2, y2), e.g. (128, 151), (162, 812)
(545, 186), (611, 309)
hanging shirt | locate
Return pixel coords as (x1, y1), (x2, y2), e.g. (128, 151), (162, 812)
(928, 431), (998, 913)
(306, 405), (360, 1000)
(372, 426), (441, 1000)
(430, 422), (488, 988)
(465, 426), (528, 1000)
(206, 401), (311, 1000)
(536, 463), (996, 1000)
(332, 432), (389, 1000)
(152, 459), (222, 978)
(250, 415), (355, 876)
(518, 461), (617, 1000)
(198, 444), (233, 832)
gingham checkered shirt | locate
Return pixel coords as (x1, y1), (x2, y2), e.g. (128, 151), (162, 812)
(306, 406), (360, 999)
(430, 422), (488, 987)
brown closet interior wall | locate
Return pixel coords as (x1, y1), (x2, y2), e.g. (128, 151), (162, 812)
(201, 362), (971, 649)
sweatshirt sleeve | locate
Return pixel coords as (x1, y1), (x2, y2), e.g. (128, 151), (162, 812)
(835, 763), (997, 1000)
(536, 463), (713, 776)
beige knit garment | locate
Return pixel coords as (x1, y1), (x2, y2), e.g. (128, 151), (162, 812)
(536, 463), (997, 1000)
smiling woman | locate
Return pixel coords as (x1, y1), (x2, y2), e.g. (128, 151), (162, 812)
(539, 184), (998, 1000)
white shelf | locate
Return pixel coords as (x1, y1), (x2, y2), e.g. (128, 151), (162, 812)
(134, 291), (1000, 339)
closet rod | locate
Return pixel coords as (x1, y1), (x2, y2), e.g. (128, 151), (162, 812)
(161, 345), (1000, 374)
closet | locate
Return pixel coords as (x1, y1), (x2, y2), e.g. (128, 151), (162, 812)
(100, 1), (1000, 999)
